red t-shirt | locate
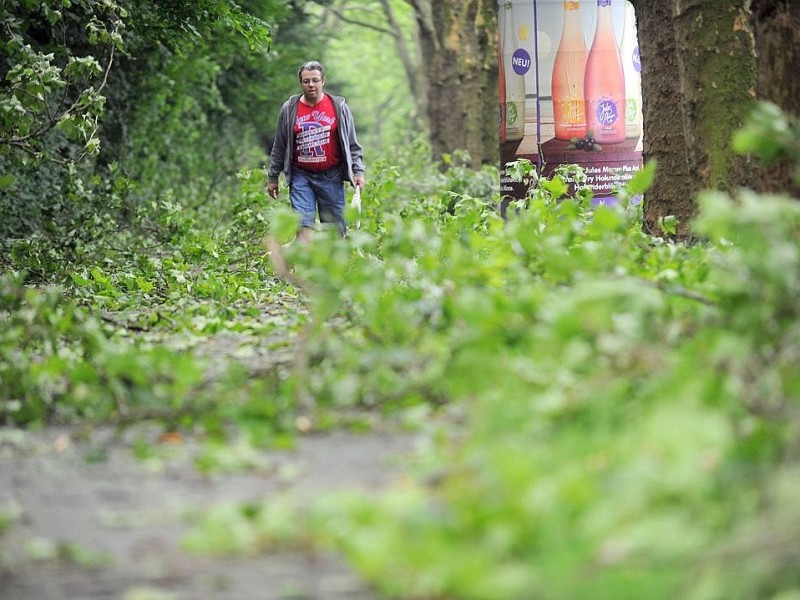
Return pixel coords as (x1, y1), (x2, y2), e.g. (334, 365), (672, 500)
(293, 94), (342, 172)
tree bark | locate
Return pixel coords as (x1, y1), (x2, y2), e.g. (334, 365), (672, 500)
(408, 0), (499, 167)
(631, 0), (695, 234)
(632, 0), (757, 235)
(750, 0), (800, 194)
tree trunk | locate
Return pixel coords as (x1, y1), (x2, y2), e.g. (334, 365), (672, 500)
(750, 0), (800, 194)
(631, 0), (694, 234)
(377, 0), (426, 103)
(408, 0), (499, 167)
(632, 0), (757, 235)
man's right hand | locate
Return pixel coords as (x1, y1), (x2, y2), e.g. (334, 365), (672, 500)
(267, 181), (279, 199)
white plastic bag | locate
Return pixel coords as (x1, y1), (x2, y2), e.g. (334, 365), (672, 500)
(351, 186), (362, 230)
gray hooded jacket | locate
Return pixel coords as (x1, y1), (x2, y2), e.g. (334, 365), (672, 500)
(267, 94), (365, 187)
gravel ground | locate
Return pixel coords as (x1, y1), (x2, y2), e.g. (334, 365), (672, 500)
(0, 425), (418, 600)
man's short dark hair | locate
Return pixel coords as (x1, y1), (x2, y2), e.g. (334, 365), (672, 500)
(298, 60), (325, 80)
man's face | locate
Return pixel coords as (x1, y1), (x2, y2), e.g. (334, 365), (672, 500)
(300, 69), (324, 103)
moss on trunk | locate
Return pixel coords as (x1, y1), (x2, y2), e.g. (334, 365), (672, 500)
(674, 0), (757, 193)
(635, 0), (759, 235)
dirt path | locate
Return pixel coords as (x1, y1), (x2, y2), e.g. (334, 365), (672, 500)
(0, 425), (418, 599)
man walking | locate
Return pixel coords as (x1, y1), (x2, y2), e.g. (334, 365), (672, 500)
(267, 60), (366, 241)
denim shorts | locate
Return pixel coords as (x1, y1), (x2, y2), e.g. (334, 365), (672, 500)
(289, 166), (346, 235)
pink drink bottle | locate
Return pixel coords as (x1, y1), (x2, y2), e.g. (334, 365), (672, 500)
(552, 1), (587, 141)
(584, 0), (626, 144)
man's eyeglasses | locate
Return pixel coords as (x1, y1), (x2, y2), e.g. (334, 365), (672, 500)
(301, 78), (322, 85)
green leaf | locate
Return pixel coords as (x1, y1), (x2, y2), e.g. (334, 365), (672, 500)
(658, 215), (679, 235)
(0, 174), (15, 190)
(541, 175), (568, 198)
(626, 159), (656, 196)
(268, 205), (300, 244)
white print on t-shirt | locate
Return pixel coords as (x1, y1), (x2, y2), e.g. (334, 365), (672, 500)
(296, 110), (335, 164)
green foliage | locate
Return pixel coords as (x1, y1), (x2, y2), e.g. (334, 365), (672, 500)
(24, 536), (114, 567)
(733, 100), (800, 185)
(0, 264), (304, 445)
(3, 39), (800, 596)
(0, 0), (293, 277)
(319, 0), (421, 151)
(307, 189), (798, 598)
(0, 0), (125, 265)
(0, 0), (125, 161)
(0, 270), (202, 425)
(0, 154), (315, 450)
(185, 108), (800, 599)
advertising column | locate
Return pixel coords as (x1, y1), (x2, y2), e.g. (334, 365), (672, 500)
(499, 0), (643, 203)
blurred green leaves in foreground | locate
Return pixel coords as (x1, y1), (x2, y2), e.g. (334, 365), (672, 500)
(186, 103), (800, 599)
(2, 100), (799, 598)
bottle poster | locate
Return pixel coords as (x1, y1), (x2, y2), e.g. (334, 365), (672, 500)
(499, 0), (643, 203)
